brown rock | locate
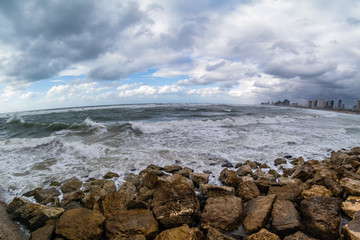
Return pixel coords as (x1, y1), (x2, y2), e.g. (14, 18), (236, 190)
(277, 177), (302, 185)
(176, 167), (194, 177)
(323, 176), (343, 197)
(236, 181), (260, 202)
(268, 184), (302, 202)
(82, 187), (107, 209)
(105, 209), (158, 239)
(104, 171), (120, 179)
(99, 191), (130, 218)
(341, 196), (360, 218)
(111, 235), (146, 240)
(343, 211), (360, 240)
(119, 181), (138, 200)
(154, 225), (204, 240)
(271, 199), (300, 235)
(268, 169), (280, 179)
(199, 184), (235, 198)
(283, 231), (318, 240)
(274, 158), (287, 166)
(219, 169), (242, 188)
(55, 208), (105, 240)
(291, 156), (305, 166)
(291, 162), (315, 181)
(206, 227), (235, 240)
(60, 177), (82, 193)
(340, 178), (360, 196)
(301, 185), (333, 199)
(244, 161), (258, 169)
(34, 188), (61, 203)
(0, 201), (27, 240)
(255, 179), (280, 195)
(201, 196), (243, 232)
(143, 172), (159, 190)
(83, 179), (116, 193)
(243, 194), (276, 234)
(60, 190), (85, 207)
(237, 165), (253, 176)
(190, 173), (210, 187)
(245, 228), (280, 240)
(30, 220), (56, 240)
(164, 165), (182, 173)
(300, 197), (341, 240)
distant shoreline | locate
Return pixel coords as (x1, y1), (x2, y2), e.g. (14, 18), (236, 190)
(263, 104), (360, 115)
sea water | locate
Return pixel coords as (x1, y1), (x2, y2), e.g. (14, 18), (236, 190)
(0, 103), (359, 203)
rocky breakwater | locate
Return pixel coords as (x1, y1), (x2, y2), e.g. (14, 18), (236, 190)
(2, 147), (360, 239)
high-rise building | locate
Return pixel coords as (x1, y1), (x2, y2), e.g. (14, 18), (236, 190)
(356, 100), (360, 112)
(338, 100), (343, 109)
(317, 99), (326, 109)
(308, 101), (313, 108)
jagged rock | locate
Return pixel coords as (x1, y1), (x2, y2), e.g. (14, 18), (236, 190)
(323, 176), (343, 197)
(83, 179), (116, 193)
(245, 228), (280, 240)
(242, 194), (276, 234)
(23, 187), (42, 197)
(0, 201), (27, 240)
(255, 179), (280, 195)
(164, 165), (182, 173)
(29, 219), (56, 240)
(62, 201), (83, 211)
(291, 162), (315, 181)
(104, 171), (120, 179)
(271, 199), (300, 235)
(201, 196), (243, 232)
(82, 187), (107, 209)
(119, 181), (138, 200)
(283, 231), (318, 240)
(199, 184), (234, 198)
(60, 177), (82, 193)
(152, 174), (200, 228)
(340, 178), (360, 196)
(143, 172), (159, 190)
(253, 169), (275, 182)
(268, 169), (280, 179)
(237, 165), (253, 176)
(55, 208), (105, 240)
(34, 188), (61, 203)
(60, 190), (85, 207)
(282, 167), (296, 177)
(301, 185), (333, 198)
(274, 158), (287, 166)
(137, 186), (154, 204)
(206, 227), (235, 240)
(277, 177), (302, 185)
(176, 167), (194, 177)
(290, 156), (305, 166)
(99, 191), (130, 218)
(300, 197), (341, 240)
(111, 235), (146, 240)
(105, 209), (158, 239)
(268, 184), (302, 202)
(244, 161), (258, 169)
(343, 211), (360, 240)
(154, 224), (204, 240)
(341, 196), (360, 218)
(260, 163), (269, 168)
(219, 169), (242, 188)
(190, 173), (210, 187)
(236, 181), (260, 202)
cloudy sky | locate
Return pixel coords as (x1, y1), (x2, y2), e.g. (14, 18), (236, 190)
(0, 0), (360, 112)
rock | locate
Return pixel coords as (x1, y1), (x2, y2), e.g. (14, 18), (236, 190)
(237, 165), (253, 176)
(105, 209), (158, 239)
(245, 228), (280, 240)
(274, 158), (287, 166)
(219, 169), (242, 188)
(245, 161), (258, 169)
(176, 167), (194, 177)
(343, 211), (360, 240)
(301, 185), (333, 198)
(201, 196), (243, 232)
(152, 174), (200, 228)
(291, 162), (315, 181)
(23, 187), (42, 197)
(235, 163), (243, 168)
(290, 156), (304, 165)
(83, 179), (117, 193)
(206, 227), (235, 240)
(154, 224), (204, 240)
(119, 181), (138, 200)
(55, 208), (105, 240)
(104, 171), (120, 179)
(260, 163), (269, 168)
(236, 181), (260, 202)
(283, 231), (318, 240)
(199, 184), (234, 198)
(268, 169), (280, 179)
(0, 201), (27, 240)
(277, 177), (302, 185)
(34, 188), (61, 203)
(323, 176), (343, 197)
(143, 172), (159, 190)
(60, 177), (82, 193)
(340, 178), (360, 196)
(164, 165), (182, 173)
(112, 235), (146, 240)
(82, 187), (107, 209)
(242, 194), (276, 234)
(190, 173), (210, 187)
(60, 190), (85, 207)
(271, 199), (300, 235)
(300, 197), (341, 240)
(50, 181), (61, 187)
(282, 168), (296, 177)
(255, 179), (280, 194)
(253, 169), (275, 182)
(341, 196), (360, 218)
(30, 220), (56, 240)
(221, 161), (234, 168)
(99, 191), (130, 218)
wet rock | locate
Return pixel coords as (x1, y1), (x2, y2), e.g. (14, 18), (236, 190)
(34, 188), (61, 203)
(244, 161), (258, 169)
(143, 172), (159, 190)
(154, 224), (204, 240)
(245, 228), (280, 240)
(271, 199), (300, 236)
(268, 169), (280, 179)
(50, 181), (61, 187)
(55, 208), (105, 240)
(340, 178), (360, 196)
(341, 196), (360, 218)
(300, 197), (341, 240)
(323, 176), (343, 197)
(60, 177), (82, 193)
(235, 163), (243, 168)
(206, 227), (235, 240)
(105, 209), (158, 239)
(236, 181), (260, 202)
(104, 171), (120, 179)
(282, 167), (296, 177)
(176, 167), (194, 177)
(164, 165), (182, 173)
(199, 184), (235, 198)
(343, 211), (360, 240)
(291, 162), (315, 181)
(274, 158), (287, 166)
(283, 231), (318, 240)
(152, 174), (200, 228)
(221, 161), (234, 168)
(29, 219), (56, 240)
(253, 169), (275, 182)
(190, 173), (210, 187)
(219, 169), (242, 188)
(23, 187), (42, 197)
(82, 187), (107, 209)
(201, 196), (243, 232)
(60, 190), (85, 207)
(290, 156), (304, 166)
(237, 165), (253, 176)
(243, 194), (276, 234)
(0, 201), (27, 240)
(83, 179), (116, 193)
(99, 191), (130, 218)
(260, 163), (269, 168)
(301, 185), (333, 199)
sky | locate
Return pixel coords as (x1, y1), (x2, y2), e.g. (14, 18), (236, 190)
(0, 0), (360, 113)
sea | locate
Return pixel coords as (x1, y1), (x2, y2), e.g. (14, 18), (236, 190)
(0, 103), (359, 203)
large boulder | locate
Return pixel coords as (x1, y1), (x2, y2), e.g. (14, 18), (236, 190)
(343, 211), (360, 240)
(98, 191), (130, 218)
(60, 177), (82, 193)
(199, 184), (235, 198)
(291, 163), (315, 182)
(0, 201), (27, 240)
(219, 169), (242, 188)
(82, 187), (107, 209)
(271, 199), (300, 236)
(105, 209), (158, 239)
(323, 177), (343, 197)
(206, 227), (235, 240)
(201, 196), (243, 232)
(55, 208), (105, 240)
(341, 196), (360, 218)
(267, 184), (302, 202)
(29, 220), (56, 240)
(60, 190), (85, 207)
(245, 228), (280, 240)
(242, 194), (276, 234)
(340, 178), (360, 196)
(236, 181), (260, 202)
(300, 197), (341, 240)
(154, 224), (204, 240)
(190, 173), (210, 187)
(34, 188), (61, 204)
(152, 174), (200, 228)
(301, 185), (333, 199)
(83, 179), (116, 193)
